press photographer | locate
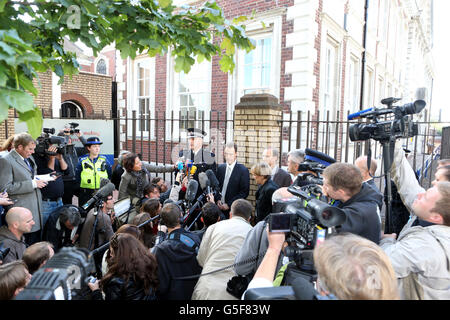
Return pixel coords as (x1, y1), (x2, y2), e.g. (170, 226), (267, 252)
(322, 162), (381, 244)
(34, 141), (69, 227)
(15, 246), (95, 300)
(348, 97), (426, 233)
(243, 230), (399, 300)
(59, 123), (89, 205)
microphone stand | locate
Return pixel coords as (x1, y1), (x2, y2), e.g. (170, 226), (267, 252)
(182, 193), (206, 229)
(87, 200), (104, 252)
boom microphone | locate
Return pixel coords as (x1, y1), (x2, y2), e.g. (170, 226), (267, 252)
(198, 172), (210, 193)
(185, 179), (199, 203)
(347, 107), (374, 120)
(81, 182), (115, 212)
(205, 169), (219, 190)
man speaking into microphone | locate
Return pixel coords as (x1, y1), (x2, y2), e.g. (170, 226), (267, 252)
(178, 128), (217, 198)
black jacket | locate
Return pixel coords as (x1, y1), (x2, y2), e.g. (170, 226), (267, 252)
(255, 178), (279, 223)
(336, 183), (382, 244)
(152, 228), (202, 300)
(42, 205), (77, 251)
(92, 276), (156, 300)
(273, 167), (292, 188)
(217, 162), (250, 207)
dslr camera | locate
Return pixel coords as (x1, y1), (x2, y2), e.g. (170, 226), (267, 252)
(349, 97), (426, 143)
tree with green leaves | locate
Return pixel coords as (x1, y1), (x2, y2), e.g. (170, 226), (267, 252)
(0, 0), (254, 138)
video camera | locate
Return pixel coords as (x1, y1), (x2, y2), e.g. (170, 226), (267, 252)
(269, 185), (346, 251)
(348, 98), (426, 143)
(15, 247), (95, 300)
(35, 128), (70, 157)
(294, 149), (336, 187)
(64, 122), (80, 135)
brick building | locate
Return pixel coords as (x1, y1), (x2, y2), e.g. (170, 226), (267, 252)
(116, 0), (434, 164)
(0, 40), (115, 141)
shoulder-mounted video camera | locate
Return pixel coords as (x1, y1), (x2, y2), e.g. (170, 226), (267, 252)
(35, 128), (70, 157)
(348, 98), (426, 143)
(268, 185), (346, 251)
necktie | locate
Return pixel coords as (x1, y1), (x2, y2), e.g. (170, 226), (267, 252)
(24, 158), (33, 172)
(221, 166), (232, 203)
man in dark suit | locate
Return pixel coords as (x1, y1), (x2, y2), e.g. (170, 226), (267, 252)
(262, 147), (292, 187)
(0, 133), (49, 245)
(216, 143), (250, 219)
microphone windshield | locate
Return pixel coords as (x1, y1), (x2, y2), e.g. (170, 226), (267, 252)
(205, 169), (219, 189)
(291, 277), (318, 300)
(96, 182), (115, 198)
(198, 172), (210, 190)
(190, 165), (197, 175)
(185, 179), (199, 203)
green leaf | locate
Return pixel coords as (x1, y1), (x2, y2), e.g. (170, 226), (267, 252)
(159, 0), (172, 9)
(4, 88), (35, 113)
(174, 55), (195, 74)
(54, 64), (64, 78)
(219, 54), (235, 73)
(0, 95), (8, 123)
(232, 16), (247, 24)
(220, 37), (235, 55)
(18, 107), (43, 139)
(18, 73), (39, 96)
(0, 0), (7, 13)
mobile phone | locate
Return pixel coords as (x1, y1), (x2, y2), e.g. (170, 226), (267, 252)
(268, 213), (295, 233)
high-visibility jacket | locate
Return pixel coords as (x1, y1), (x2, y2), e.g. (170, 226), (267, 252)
(79, 155), (109, 189)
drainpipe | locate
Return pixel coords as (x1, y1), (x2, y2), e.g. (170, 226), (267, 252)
(358, 0), (369, 157)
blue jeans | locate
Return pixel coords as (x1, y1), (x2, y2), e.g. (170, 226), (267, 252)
(41, 198), (63, 227)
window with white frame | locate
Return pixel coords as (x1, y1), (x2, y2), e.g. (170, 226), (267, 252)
(364, 67), (374, 107)
(177, 61), (210, 130)
(234, 14), (282, 102)
(242, 36), (272, 94)
(136, 59), (153, 133)
(322, 37), (340, 120)
(346, 54), (360, 114)
(96, 58), (107, 75)
(378, 76), (385, 105)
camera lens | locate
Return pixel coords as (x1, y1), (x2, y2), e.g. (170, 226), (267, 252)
(321, 209), (332, 221)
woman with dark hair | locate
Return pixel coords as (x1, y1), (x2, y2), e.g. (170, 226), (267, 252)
(132, 198), (162, 248)
(118, 153), (175, 204)
(89, 233), (158, 300)
(101, 224), (142, 276)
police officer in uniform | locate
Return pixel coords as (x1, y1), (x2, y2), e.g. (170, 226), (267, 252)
(178, 128), (217, 185)
(75, 137), (112, 208)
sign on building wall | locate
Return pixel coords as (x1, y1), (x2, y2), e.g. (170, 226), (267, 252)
(14, 119), (115, 165)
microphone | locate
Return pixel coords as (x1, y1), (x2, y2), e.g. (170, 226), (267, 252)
(347, 107), (374, 120)
(291, 277), (318, 300)
(198, 172), (211, 194)
(190, 165), (197, 176)
(185, 179), (199, 203)
(81, 182), (115, 212)
(176, 161), (184, 171)
(205, 169), (219, 190)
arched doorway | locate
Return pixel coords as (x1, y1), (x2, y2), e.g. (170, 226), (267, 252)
(61, 101), (84, 118)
